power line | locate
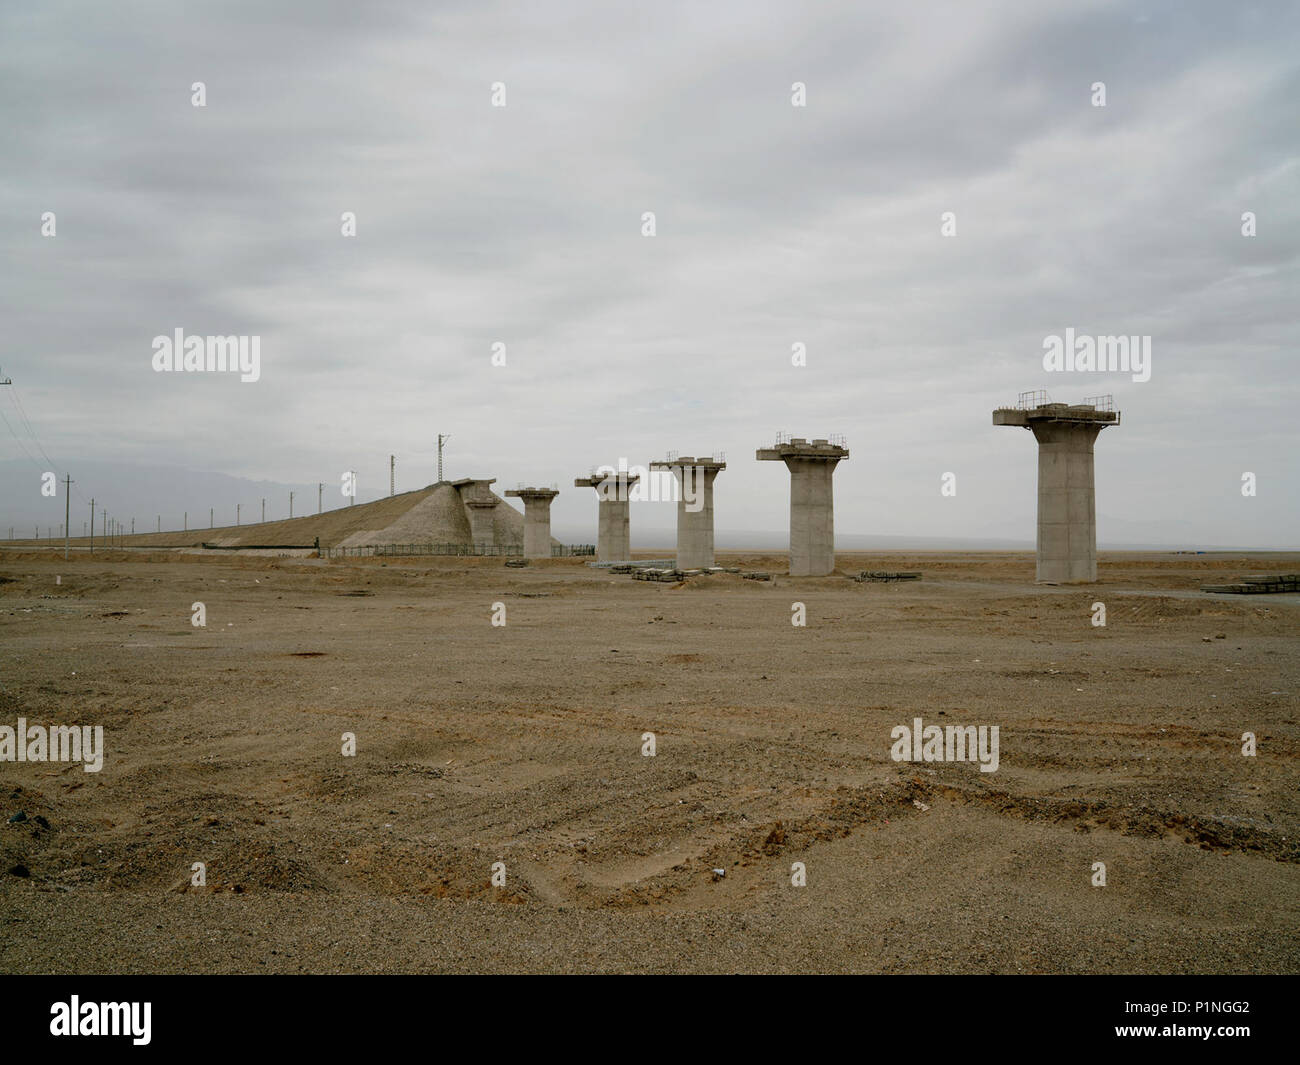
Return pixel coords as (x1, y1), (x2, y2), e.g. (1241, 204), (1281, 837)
(2, 378), (93, 508)
(0, 402), (44, 471)
(8, 386), (61, 473)
(1, 374), (104, 520)
(0, 372), (47, 474)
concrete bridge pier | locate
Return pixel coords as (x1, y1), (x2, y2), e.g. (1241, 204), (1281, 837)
(755, 437), (849, 576)
(505, 487), (559, 559)
(649, 456), (726, 569)
(993, 398), (1121, 583)
(574, 471), (640, 562)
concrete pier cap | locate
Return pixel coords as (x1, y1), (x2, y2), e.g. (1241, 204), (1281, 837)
(505, 486), (560, 559)
(649, 454), (727, 570)
(575, 470), (640, 562)
(756, 434), (849, 577)
(993, 392), (1121, 584)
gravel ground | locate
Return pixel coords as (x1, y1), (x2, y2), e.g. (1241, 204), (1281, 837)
(1, 549), (1297, 973)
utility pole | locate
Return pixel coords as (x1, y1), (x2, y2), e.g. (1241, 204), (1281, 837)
(261, 497), (265, 523)
(89, 499), (95, 554)
(131, 518), (135, 535)
(157, 515), (160, 533)
(63, 475), (72, 559)
(437, 434), (451, 483)
(318, 483), (323, 514)
(390, 454), (395, 496)
(0, 367), (21, 538)
(237, 503), (241, 526)
(184, 512), (187, 531)
(0, 365), (21, 542)
(210, 507), (213, 529)
(289, 491), (294, 518)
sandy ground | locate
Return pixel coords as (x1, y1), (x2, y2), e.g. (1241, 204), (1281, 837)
(0, 548), (1297, 974)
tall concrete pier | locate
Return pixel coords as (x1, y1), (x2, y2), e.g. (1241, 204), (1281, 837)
(505, 486), (559, 559)
(649, 455), (726, 569)
(993, 395), (1120, 583)
(574, 471), (640, 562)
(756, 436), (849, 576)
(453, 478), (498, 547)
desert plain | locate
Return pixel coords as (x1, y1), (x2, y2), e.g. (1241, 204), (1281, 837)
(1, 548), (1297, 974)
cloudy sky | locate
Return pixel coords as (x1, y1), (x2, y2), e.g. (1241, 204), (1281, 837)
(2, 0), (1297, 546)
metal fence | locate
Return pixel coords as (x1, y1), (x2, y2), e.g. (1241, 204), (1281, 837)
(323, 542), (594, 559)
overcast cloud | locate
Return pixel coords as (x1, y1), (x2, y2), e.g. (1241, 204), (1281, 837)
(1, 0), (1297, 546)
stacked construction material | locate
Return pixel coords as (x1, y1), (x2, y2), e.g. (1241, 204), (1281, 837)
(625, 565), (742, 581)
(1201, 574), (1300, 594)
(633, 568), (680, 582)
(853, 571), (923, 582)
